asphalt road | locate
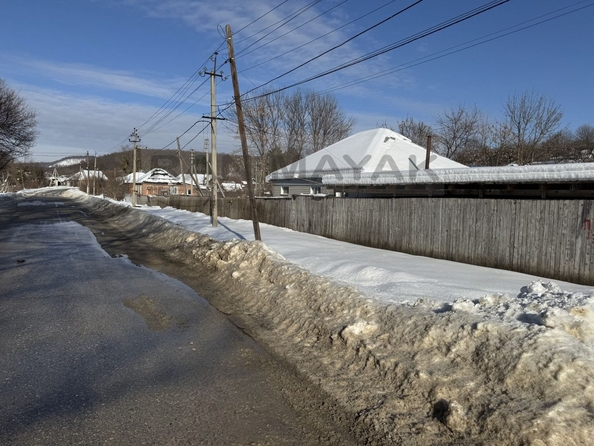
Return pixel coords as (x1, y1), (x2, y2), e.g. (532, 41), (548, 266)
(0, 194), (355, 445)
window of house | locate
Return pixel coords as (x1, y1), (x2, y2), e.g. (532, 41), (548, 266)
(280, 186), (289, 195)
(310, 186), (321, 195)
(187, 189), (192, 195)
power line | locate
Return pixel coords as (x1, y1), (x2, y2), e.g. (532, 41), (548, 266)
(237, 0), (348, 60)
(319, 0), (594, 95)
(136, 70), (201, 132)
(141, 77), (210, 136)
(239, 0), (423, 94)
(241, 0), (400, 73)
(234, 0), (290, 35)
(241, 0), (510, 101)
(136, 51), (220, 135)
(235, 0), (323, 56)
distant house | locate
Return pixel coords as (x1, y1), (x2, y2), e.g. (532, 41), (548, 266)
(176, 173), (209, 194)
(67, 170), (108, 187)
(123, 168), (204, 197)
(266, 128), (466, 197)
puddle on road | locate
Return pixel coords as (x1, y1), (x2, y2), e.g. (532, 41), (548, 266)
(123, 295), (172, 331)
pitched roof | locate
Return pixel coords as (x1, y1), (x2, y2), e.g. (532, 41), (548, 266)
(123, 168), (178, 184)
(266, 128), (466, 181)
(69, 170), (108, 181)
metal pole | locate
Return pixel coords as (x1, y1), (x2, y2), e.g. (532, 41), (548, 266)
(177, 137), (187, 195)
(86, 151), (90, 194)
(93, 153), (97, 195)
(130, 128), (140, 206)
(211, 55), (218, 227)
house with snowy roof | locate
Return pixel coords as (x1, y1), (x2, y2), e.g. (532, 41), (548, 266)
(266, 128), (466, 197)
(67, 169), (108, 187)
(123, 168), (202, 197)
(267, 127), (594, 199)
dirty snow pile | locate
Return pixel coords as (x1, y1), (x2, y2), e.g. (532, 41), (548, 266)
(41, 189), (594, 445)
(447, 281), (594, 347)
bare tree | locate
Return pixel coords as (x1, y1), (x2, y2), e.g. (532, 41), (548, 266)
(576, 124), (594, 146)
(540, 129), (576, 162)
(435, 104), (488, 159)
(0, 79), (37, 171)
(237, 90), (284, 193)
(227, 89), (354, 192)
(575, 124), (594, 160)
(282, 90), (308, 163)
(500, 90), (563, 165)
(306, 92), (354, 154)
(396, 116), (433, 148)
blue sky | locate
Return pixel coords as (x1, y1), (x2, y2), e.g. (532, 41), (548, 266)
(2, 0), (593, 162)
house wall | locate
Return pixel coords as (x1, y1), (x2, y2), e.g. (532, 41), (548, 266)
(272, 184), (334, 196)
(144, 196), (594, 286)
(127, 182), (200, 196)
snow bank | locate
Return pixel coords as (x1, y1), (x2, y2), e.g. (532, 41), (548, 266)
(40, 189), (594, 445)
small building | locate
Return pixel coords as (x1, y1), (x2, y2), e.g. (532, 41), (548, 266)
(266, 128), (466, 197)
(67, 170), (108, 188)
(123, 168), (205, 197)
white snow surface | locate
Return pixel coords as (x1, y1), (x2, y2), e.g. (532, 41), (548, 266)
(49, 157), (85, 168)
(141, 206), (585, 292)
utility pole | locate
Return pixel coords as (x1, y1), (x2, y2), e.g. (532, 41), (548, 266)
(129, 128), (141, 206)
(425, 134), (432, 169)
(189, 150), (194, 195)
(86, 151), (90, 194)
(226, 24), (262, 241)
(204, 138), (209, 186)
(177, 137), (187, 195)
(93, 152), (97, 195)
(187, 149), (204, 197)
(200, 53), (226, 227)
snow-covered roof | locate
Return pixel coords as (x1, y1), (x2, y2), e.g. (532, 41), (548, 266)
(123, 168), (179, 184)
(221, 182), (243, 192)
(266, 128), (466, 182)
(323, 162), (594, 186)
(69, 170), (108, 181)
(176, 173), (209, 184)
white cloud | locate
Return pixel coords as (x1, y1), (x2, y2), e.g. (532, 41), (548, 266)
(2, 55), (178, 99)
(15, 84), (215, 161)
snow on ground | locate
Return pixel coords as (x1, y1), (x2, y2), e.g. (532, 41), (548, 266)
(136, 204), (594, 335)
(23, 189), (594, 444)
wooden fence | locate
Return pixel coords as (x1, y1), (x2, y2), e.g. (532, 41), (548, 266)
(145, 195), (594, 285)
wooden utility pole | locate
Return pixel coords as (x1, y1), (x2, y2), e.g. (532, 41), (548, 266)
(188, 149), (204, 197)
(177, 137), (187, 195)
(201, 54), (225, 227)
(425, 134), (432, 169)
(129, 128), (140, 206)
(86, 151), (90, 194)
(226, 24), (261, 241)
